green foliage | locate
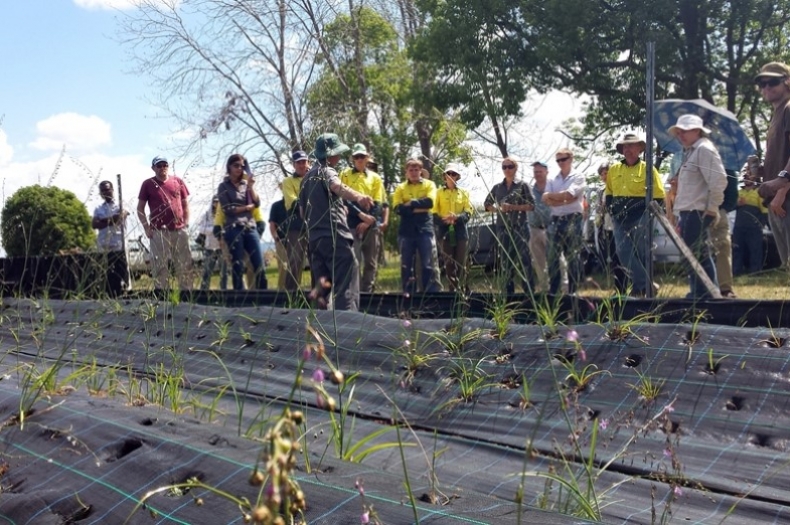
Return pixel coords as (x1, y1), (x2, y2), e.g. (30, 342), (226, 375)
(1, 185), (95, 257)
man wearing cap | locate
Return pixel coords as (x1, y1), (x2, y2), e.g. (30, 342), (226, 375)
(756, 62), (790, 266)
(93, 180), (128, 252)
(136, 156), (193, 290)
(484, 157), (536, 295)
(283, 150), (310, 291)
(669, 115), (728, 299)
(435, 163), (474, 292)
(542, 149), (586, 295)
(339, 144), (388, 292)
(528, 161), (551, 292)
(604, 133), (665, 297)
(393, 159), (441, 295)
(298, 133), (373, 311)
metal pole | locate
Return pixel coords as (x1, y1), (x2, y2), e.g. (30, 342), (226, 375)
(116, 173), (131, 290)
(645, 41), (656, 298)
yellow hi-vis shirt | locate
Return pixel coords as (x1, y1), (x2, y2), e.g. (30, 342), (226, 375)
(435, 186), (473, 217)
(604, 161), (665, 198)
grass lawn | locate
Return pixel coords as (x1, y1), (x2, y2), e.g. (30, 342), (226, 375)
(139, 251), (790, 301)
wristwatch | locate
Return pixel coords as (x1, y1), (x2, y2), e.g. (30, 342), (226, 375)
(778, 170), (790, 180)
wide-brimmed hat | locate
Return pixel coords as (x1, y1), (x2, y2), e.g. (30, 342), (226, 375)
(754, 62), (790, 81)
(669, 114), (711, 136)
(443, 162), (463, 180)
(313, 133), (349, 160)
(616, 133), (646, 154)
(351, 143), (369, 157)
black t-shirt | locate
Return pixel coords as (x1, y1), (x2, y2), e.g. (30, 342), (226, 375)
(268, 199), (288, 241)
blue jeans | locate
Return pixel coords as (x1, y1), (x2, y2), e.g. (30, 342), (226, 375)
(201, 248), (228, 290)
(399, 234), (439, 294)
(613, 213), (650, 293)
(224, 225), (266, 290)
(548, 213), (583, 295)
(679, 211), (717, 299)
(732, 226), (763, 275)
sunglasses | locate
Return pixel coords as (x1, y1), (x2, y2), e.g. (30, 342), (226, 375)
(501, 164), (516, 170)
(556, 156), (571, 163)
(155, 163), (169, 168)
(756, 77), (784, 89)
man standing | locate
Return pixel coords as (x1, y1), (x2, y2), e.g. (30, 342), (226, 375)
(298, 133), (373, 311)
(528, 161), (551, 292)
(93, 180), (128, 252)
(339, 143), (389, 292)
(283, 150), (310, 290)
(136, 156), (193, 290)
(542, 149), (586, 295)
(605, 133), (665, 297)
(484, 157), (535, 294)
(392, 159), (440, 295)
(756, 62), (790, 267)
(709, 169), (739, 297)
(669, 115), (727, 299)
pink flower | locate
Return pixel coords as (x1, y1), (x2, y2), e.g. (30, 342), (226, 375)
(361, 511), (370, 524)
(302, 346), (312, 361)
(673, 486), (683, 497)
(663, 403), (675, 413)
(578, 348), (587, 362)
(312, 369), (325, 383)
(598, 418), (608, 431)
(316, 393), (325, 408)
(663, 448), (672, 458)
(566, 329), (579, 342)
(402, 319), (412, 328)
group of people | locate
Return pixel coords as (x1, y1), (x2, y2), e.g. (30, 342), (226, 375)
(91, 61), (790, 304)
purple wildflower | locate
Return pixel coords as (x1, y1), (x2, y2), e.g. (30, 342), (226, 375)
(578, 348), (587, 362)
(402, 319), (412, 328)
(566, 329), (579, 342)
(302, 346), (312, 361)
(361, 511), (370, 524)
(673, 486), (683, 497)
(312, 369), (325, 383)
(599, 418), (608, 431)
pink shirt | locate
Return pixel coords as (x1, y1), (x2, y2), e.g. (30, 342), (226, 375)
(138, 176), (190, 230)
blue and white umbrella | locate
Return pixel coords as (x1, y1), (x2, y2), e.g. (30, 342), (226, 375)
(652, 98), (756, 172)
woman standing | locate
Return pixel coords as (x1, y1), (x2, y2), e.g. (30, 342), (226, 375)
(669, 115), (727, 299)
(217, 154), (267, 290)
(435, 163), (473, 292)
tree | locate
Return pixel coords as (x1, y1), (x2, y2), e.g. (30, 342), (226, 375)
(1, 186), (95, 257)
(415, 0), (790, 148)
(119, 0), (318, 177)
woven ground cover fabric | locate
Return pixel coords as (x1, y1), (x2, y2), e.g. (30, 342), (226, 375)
(0, 298), (788, 524)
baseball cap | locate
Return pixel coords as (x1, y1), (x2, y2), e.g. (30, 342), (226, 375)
(351, 143), (369, 157)
(531, 161), (548, 168)
(292, 150), (309, 162)
(754, 62), (790, 81)
(151, 155), (168, 167)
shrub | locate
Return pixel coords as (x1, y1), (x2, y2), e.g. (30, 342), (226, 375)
(1, 185), (95, 256)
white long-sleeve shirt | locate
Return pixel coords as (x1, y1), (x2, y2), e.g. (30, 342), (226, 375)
(673, 137), (727, 214)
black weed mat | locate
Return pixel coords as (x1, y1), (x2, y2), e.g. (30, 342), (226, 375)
(0, 298), (789, 524)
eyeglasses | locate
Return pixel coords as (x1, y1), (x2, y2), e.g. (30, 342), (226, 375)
(155, 163), (169, 168)
(556, 156), (571, 163)
(501, 164), (516, 170)
(231, 163), (245, 168)
(756, 77), (785, 89)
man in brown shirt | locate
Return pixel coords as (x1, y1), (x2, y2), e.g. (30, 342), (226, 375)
(756, 62), (790, 266)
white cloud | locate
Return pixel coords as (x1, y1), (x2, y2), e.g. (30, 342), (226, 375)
(0, 130), (13, 166)
(29, 113), (112, 154)
(72, 0), (140, 10)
